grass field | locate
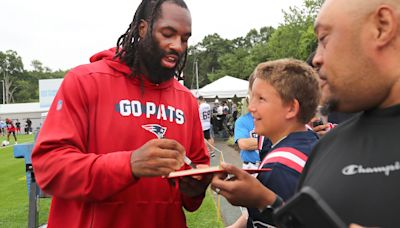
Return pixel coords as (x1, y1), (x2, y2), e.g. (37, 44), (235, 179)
(0, 134), (224, 227)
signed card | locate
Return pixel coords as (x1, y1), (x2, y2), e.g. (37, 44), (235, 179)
(167, 166), (271, 178)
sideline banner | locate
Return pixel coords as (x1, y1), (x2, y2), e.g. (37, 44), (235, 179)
(39, 78), (63, 108)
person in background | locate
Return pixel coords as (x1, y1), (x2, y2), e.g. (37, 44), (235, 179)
(223, 101), (229, 115)
(31, 0), (210, 227)
(0, 119), (6, 136)
(231, 102), (238, 122)
(15, 119), (21, 134)
(212, 59), (320, 227)
(234, 73), (261, 170)
(230, 73), (261, 227)
(26, 118), (32, 134)
(198, 96), (215, 157)
(216, 102), (224, 136)
(6, 118), (17, 144)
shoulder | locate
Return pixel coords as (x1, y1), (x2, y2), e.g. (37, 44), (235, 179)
(235, 115), (246, 125)
(172, 80), (195, 96)
(318, 113), (360, 145)
(262, 145), (308, 174)
(238, 113), (252, 120)
(68, 60), (121, 79)
(171, 80), (199, 107)
(261, 132), (319, 171)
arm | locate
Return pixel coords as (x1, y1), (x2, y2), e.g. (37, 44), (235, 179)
(226, 214), (248, 228)
(234, 116), (257, 150)
(237, 138), (258, 151)
(32, 72), (134, 201)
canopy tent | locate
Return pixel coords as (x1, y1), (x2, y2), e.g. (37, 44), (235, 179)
(193, 76), (249, 99)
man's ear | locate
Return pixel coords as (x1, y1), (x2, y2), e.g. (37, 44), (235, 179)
(373, 5), (398, 48)
(139, 19), (148, 39)
(285, 99), (300, 120)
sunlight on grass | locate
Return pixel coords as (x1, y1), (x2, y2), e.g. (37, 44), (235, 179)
(185, 189), (225, 228)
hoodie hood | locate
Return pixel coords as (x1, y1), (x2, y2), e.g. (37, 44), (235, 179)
(89, 48), (175, 89)
(89, 48), (131, 76)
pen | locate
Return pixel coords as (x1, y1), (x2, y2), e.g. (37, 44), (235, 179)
(159, 136), (196, 169)
(184, 155), (197, 169)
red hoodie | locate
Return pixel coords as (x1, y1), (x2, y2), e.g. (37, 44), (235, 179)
(32, 48), (210, 228)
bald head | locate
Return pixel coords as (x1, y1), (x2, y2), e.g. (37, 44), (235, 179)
(313, 0), (400, 112)
(319, 0), (400, 24)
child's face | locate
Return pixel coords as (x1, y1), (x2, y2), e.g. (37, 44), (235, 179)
(248, 78), (289, 140)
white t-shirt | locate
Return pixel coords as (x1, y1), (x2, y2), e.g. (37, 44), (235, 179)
(217, 106), (223, 115)
(199, 102), (211, 131)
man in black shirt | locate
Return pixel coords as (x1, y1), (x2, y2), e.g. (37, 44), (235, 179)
(26, 118), (32, 134)
(15, 119), (21, 134)
(297, 0), (400, 226)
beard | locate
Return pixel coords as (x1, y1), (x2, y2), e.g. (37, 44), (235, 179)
(137, 35), (182, 84)
(321, 97), (339, 115)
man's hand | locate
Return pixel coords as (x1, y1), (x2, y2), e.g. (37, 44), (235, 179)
(211, 162), (276, 209)
(130, 139), (185, 178)
(179, 164), (212, 198)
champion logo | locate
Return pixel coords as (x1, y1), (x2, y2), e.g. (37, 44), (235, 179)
(342, 161), (400, 176)
(142, 124), (167, 139)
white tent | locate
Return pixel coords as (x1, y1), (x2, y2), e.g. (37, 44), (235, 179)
(194, 76), (249, 99)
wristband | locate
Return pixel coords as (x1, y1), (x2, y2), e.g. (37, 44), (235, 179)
(259, 194), (284, 218)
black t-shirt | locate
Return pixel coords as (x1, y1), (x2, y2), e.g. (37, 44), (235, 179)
(328, 111), (357, 124)
(299, 105), (400, 227)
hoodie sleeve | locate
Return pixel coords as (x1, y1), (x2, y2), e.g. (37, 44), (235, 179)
(32, 71), (136, 201)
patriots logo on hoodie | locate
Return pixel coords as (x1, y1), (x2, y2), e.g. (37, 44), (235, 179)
(142, 124), (167, 139)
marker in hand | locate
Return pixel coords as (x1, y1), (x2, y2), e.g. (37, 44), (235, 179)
(184, 155), (197, 169)
(159, 135), (195, 169)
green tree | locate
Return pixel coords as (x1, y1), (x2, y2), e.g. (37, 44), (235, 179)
(0, 57), (67, 103)
(183, 34), (234, 88)
(209, 26), (275, 80)
(14, 60), (66, 103)
(183, 0), (323, 89)
(0, 50), (24, 104)
(267, 0), (323, 60)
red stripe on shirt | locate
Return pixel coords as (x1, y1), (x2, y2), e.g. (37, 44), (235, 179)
(260, 147), (308, 173)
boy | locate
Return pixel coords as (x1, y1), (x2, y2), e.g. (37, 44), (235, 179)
(212, 59), (320, 227)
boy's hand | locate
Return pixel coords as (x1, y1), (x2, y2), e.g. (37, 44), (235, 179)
(211, 162), (276, 209)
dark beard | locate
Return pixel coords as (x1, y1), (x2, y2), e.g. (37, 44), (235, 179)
(137, 36), (180, 84)
(321, 98), (339, 115)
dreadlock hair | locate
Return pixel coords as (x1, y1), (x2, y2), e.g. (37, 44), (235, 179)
(115, 0), (189, 81)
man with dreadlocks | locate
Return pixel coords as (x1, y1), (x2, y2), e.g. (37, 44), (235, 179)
(32, 0), (211, 227)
